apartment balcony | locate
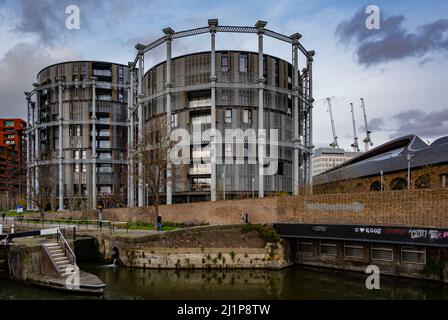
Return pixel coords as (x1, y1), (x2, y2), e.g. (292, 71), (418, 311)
(93, 69), (112, 77)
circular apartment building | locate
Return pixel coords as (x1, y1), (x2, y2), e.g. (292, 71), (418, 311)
(142, 50), (300, 202)
(27, 61), (129, 210)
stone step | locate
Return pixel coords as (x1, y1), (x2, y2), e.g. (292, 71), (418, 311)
(49, 249), (63, 254)
(54, 256), (67, 261)
(56, 260), (70, 265)
(44, 243), (59, 247)
(52, 253), (64, 258)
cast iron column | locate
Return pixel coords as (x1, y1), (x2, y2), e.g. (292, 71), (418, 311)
(256, 21), (267, 198)
(209, 19), (218, 202)
(57, 79), (65, 210)
(163, 27), (174, 205)
(91, 77), (98, 209)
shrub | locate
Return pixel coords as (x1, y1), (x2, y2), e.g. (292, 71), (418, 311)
(241, 223), (281, 244)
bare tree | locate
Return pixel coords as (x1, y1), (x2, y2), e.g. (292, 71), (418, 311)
(133, 116), (186, 228)
(29, 151), (58, 214)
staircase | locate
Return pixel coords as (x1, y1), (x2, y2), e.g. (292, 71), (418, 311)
(44, 242), (76, 277)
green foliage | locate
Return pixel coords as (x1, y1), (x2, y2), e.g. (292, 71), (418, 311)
(421, 256), (446, 277)
(273, 191), (290, 197)
(241, 223), (281, 244)
(230, 251), (236, 261)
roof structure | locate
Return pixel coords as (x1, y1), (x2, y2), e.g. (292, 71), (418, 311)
(314, 135), (448, 185)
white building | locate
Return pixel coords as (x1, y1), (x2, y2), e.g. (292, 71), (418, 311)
(312, 147), (361, 176)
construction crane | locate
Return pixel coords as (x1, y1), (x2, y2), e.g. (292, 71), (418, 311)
(326, 97), (339, 148)
(360, 98), (373, 152)
(350, 103), (360, 152)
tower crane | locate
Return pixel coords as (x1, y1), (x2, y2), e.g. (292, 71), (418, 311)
(350, 103), (360, 152)
(326, 97), (339, 148)
(360, 98), (373, 152)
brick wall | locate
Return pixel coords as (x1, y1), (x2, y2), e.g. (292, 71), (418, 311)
(41, 189), (448, 229)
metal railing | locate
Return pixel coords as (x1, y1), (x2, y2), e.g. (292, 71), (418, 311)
(57, 228), (76, 267)
(14, 217), (130, 234)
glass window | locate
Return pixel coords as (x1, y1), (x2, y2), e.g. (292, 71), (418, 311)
(239, 53), (248, 72)
(221, 53), (228, 72)
(243, 109), (252, 124)
(401, 245), (426, 264)
(344, 242), (364, 258)
(99, 152), (112, 160)
(225, 109), (232, 123)
(98, 164), (112, 173)
(298, 241), (314, 254)
(371, 244), (393, 261)
(191, 113), (211, 124)
(171, 113), (178, 128)
(4, 121), (14, 127)
(319, 241), (337, 256)
(189, 96), (211, 108)
(99, 186), (112, 194)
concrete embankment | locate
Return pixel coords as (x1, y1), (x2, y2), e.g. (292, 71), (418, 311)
(5, 237), (105, 294)
(76, 224), (292, 270)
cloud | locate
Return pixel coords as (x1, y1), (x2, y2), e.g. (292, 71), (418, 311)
(0, 43), (82, 118)
(389, 109), (448, 138)
(335, 7), (448, 66)
(14, 0), (134, 44)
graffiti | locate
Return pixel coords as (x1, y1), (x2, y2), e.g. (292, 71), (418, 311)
(312, 226), (328, 232)
(306, 202), (364, 212)
(354, 227), (381, 235)
(409, 229), (428, 239)
(384, 228), (406, 236)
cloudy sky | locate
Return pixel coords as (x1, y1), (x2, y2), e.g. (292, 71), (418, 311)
(0, 0), (447, 149)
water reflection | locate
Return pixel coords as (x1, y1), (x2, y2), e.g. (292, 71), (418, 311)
(1, 264), (448, 300)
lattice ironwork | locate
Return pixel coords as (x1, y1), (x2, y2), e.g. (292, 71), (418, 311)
(172, 27), (209, 39)
(264, 29), (292, 44)
(217, 26), (257, 33)
(143, 36), (166, 53)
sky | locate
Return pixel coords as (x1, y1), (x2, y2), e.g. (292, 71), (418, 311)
(0, 0), (447, 150)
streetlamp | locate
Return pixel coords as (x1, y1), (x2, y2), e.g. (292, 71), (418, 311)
(222, 167), (226, 201)
(380, 170), (384, 191)
(252, 178), (255, 198)
(145, 183), (149, 206)
(407, 154), (413, 190)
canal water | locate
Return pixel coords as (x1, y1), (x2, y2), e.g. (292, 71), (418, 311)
(1, 264), (448, 300)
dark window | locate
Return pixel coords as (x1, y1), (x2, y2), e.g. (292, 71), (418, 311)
(391, 177), (407, 190)
(415, 174), (430, 189)
(370, 181), (382, 191)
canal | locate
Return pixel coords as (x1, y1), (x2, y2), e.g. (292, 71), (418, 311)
(1, 264), (448, 300)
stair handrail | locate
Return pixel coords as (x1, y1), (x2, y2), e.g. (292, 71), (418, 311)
(57, 228), (76, 267)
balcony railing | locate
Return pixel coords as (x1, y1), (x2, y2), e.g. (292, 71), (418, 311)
(93, 69), (112, 77)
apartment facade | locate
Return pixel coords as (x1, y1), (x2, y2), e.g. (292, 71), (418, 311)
(312, 147), (361, 176)
(0, 119), (26, 209)
(141, 50), (304, 202)
(26, 61), (129, 210)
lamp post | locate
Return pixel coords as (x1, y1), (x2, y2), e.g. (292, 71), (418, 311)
(380, 170), (384, 191)
(222, 167), (226, 201)
(252, 178), (255, 198)
(145, 183), (149, 207)
(407, 154), (412, 190)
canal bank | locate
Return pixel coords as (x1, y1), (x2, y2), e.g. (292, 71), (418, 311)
(75, 224), (291, 270)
